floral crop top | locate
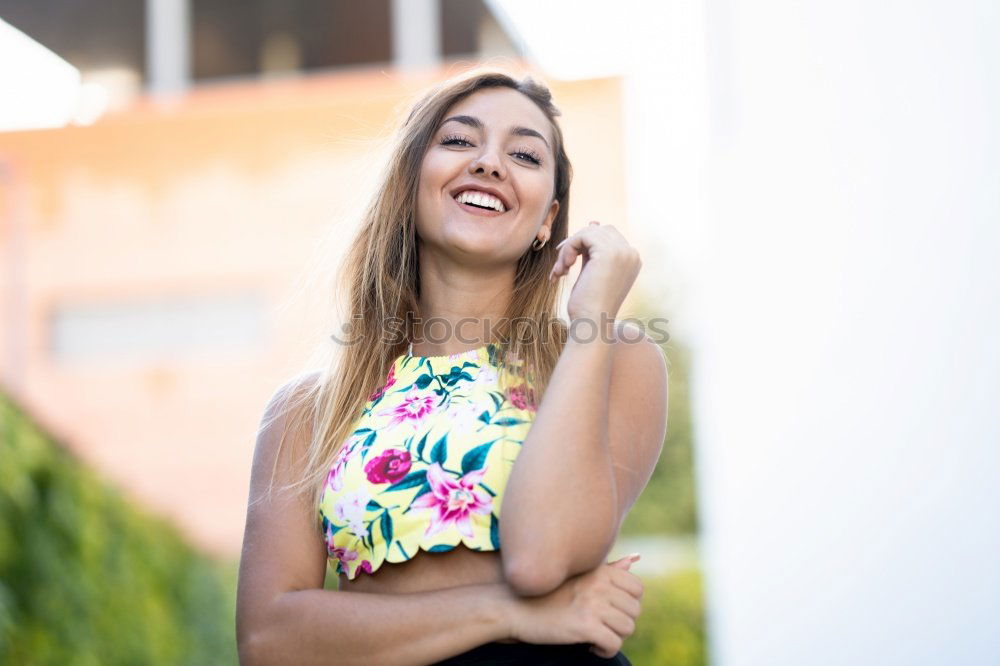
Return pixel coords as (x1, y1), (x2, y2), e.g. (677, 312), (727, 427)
(318, 342), (538, 580)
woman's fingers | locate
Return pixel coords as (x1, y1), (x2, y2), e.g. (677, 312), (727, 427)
(610, 555), (629, 566)
(549, 224), (596, 280)
(601, 604), (637, 640)
(588, 622), (623, 659)
(549, 221), (625, 281)
(550, 238), (584, 280)
(608, 587), (642, 619)
(609, 567), (645, 599)
(609, 553), (639, 568)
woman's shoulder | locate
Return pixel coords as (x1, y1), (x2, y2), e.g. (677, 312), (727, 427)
(267, 369), (325, 408)
(278, 365), (326, 393)
(609, 320), (660, 350)
(255, 369), (325, 458)
(608, 320), (668, 380)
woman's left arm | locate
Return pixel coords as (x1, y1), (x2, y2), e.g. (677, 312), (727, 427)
(500, 222), (669, 596)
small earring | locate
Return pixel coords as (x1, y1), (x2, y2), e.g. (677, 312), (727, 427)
(531, 237), (548, 251)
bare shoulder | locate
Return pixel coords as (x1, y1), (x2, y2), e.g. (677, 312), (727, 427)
(237, 369), (329, 647)
(259, 370), (323, 441)
(261, 369), (324, 426)
(610, 320), (669, 383)
(250, 369), (325, 492)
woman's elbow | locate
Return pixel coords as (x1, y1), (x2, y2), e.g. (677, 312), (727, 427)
(236, 605), (278, 666)
(237, 627), (266, 666)
(503, 556), (564, 597)
(236, 621), (268, 666)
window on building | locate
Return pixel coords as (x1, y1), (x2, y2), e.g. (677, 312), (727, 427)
(49, 292), (267, 363)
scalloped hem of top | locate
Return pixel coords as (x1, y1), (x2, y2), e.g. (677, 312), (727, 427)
(339, 536), (501, 580)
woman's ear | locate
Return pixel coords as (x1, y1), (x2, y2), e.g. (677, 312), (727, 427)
(543, 199), (560, 233)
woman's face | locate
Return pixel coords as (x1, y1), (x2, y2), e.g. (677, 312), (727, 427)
(415, 87), (559, 264)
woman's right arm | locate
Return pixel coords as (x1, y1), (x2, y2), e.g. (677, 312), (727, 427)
(235, 374), (517, 666)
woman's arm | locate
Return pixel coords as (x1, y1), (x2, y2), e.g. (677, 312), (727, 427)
(500, 222), (666, 597)
(500, 322), (668, 596)
(236, 374), (516, 666)
(239, 585), (513, 666)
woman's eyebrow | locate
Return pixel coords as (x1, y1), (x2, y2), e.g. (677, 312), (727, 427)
(440, 115), (549, 148)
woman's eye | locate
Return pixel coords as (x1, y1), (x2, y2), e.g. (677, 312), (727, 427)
(513, 151), (541, 165)
(441, 136), (541, 166)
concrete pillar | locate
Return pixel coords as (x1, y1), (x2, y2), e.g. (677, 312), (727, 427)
(145, 0), (190, 97)
(391, 0), (441, 71)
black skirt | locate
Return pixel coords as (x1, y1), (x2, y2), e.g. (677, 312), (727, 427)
(432, 640), (633, 665)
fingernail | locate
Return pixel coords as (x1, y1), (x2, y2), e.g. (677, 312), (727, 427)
(628, 552), (641, 561)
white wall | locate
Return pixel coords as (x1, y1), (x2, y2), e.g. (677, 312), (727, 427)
(693, 1), (1000, 664)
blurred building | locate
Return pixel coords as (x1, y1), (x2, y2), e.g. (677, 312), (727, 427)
(0, 0), (522, 106)
(0, 1), (630, 556)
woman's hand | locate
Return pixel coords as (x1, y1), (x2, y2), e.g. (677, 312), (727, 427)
(507, 554), (644, 659)
(548, 221), (642, 325)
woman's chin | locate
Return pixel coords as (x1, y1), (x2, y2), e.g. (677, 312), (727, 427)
(441, 220), (503, 245)
(441, 233), (513, 260)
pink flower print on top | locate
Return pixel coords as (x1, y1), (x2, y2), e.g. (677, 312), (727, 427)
(364, 448), (412, 484)
(473, 364), (498, 389)
(443, 395), (494, 436)
(409, 462), (493, 539)
(333, 487), (371, 538)
(332, 545), (358, 567)
(326, 438), (362, 493)
(379, 386), (437, 429)
(325, 524), (361, 565)
(507, 383), (537, 412)
(368, 364), (397, 402)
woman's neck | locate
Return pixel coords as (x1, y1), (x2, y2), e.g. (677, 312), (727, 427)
(413, 253), (515, 354)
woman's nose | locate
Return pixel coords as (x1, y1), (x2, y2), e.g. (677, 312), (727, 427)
(469, 146), (506, 179)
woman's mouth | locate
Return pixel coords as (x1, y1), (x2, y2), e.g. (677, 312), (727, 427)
(451, 195), (507, 218)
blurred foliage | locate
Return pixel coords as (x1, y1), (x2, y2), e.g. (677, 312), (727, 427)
(0, 393), (238, 666)
(618, 301), (700, 536)
(623, 567), (706, 666)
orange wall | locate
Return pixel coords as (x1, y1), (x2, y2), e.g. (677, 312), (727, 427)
(0, 61), (628, 557)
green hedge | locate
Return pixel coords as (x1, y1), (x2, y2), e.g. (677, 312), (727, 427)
(0, 393), (237, 666)
(623, 567), (707, 666)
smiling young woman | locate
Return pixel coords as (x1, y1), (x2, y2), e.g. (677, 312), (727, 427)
(235, 69), (667, 666)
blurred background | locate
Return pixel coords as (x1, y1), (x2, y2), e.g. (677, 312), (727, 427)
(0, 1), (996, 665)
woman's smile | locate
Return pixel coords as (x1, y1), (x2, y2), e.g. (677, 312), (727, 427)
(450, 193), (509, 218)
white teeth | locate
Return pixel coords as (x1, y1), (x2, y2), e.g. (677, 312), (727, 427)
(456, 190), (506, 213)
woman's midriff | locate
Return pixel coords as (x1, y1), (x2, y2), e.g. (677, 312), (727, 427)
(337, 547), (520, 643)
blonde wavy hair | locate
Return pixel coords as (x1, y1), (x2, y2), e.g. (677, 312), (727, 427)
(261, 68), (574, 524)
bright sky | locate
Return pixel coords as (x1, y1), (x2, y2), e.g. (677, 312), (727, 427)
(488, 0), (635, 80)
(0, 18), (109, 131)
